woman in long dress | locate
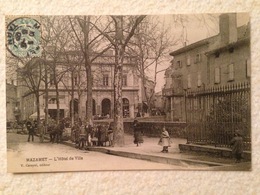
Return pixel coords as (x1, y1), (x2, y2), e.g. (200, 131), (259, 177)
(133, 120), (143, 147)
(158, 127), (171, 153)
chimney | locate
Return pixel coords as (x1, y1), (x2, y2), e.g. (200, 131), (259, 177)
(219, 13), (237, 45)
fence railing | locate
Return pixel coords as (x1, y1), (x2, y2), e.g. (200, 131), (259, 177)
(186, 82), (251, 151)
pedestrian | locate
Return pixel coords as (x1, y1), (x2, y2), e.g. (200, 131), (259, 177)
(48, 119), (57, 143)
(99, 125), (107, 146)
(56, 120), (65, 144)
(78, 124), (86, 149)
(91, 125), (98, 146)
(107, 122), (114, 147)
(230, 130), (244, 163)
(158, 127), (171, 153)
(133, 120), (143, 147)
(85, 123), (93, 146)
(97, 124), (102, 146)
(39, 119), (45, 143)
(26, 120), (35, 142)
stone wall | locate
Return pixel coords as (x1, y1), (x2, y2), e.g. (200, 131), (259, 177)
(179, 143), (251, 160)
(124, 121), (187, 138)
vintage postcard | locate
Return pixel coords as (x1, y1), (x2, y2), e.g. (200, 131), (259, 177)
(6, 13), (251, 173)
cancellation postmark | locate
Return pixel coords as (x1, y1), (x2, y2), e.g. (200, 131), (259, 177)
(6, 17), (41, 57)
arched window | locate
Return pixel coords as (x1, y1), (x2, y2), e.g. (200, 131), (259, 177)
(101, 98), (111, 117)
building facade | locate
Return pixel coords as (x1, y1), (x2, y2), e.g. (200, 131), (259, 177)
(6, 82), (19, 123)
(16, 51), (142, 121)
(163, 13), (250, 122)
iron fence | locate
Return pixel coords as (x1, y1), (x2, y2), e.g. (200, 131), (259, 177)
(186, 82), (251, 151)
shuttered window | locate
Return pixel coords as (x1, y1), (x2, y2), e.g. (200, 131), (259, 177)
(197, 72), (202, 87)
(215, 67), (220, 84)
(187, 74), (191, 89)
(228, 64), (234, 81)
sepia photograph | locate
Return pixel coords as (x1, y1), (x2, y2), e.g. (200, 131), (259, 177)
(6, 13), (251, 173)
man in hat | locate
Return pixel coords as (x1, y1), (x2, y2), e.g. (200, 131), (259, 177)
(26, 120), (35, 142)
(230, 130), (244, 163)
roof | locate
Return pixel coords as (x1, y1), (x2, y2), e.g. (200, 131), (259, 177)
(169, 23), (250, 57)
(205, 37), (250, 55)
(169, 38), (210, 56)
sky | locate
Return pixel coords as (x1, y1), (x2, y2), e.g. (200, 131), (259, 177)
(154, 13), (250, 92)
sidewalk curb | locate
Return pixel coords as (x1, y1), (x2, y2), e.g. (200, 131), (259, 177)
(35, 134), (250, 170)
(62, 141), (228, 167)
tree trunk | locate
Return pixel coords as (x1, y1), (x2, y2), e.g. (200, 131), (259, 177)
(54, 67), (60, 124)
(71, 70), (75, 126)
(113, 16), (125, 147)
(44, 63), (49, 133)
(36, 91), (40, 133)
(78, 93), (82, 121)
(84, 16), (93, 125)
(86, 64), (93, 124)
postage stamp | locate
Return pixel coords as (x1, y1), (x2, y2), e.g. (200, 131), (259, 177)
(6, 17), (41, 57)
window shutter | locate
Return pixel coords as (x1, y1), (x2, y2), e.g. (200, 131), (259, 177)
(187, 56), (191, 66)
(197, 72), (202, 87)
(215, 67), (220, 84)
(228, 64), (234, 81)
(187, 74), (191, 89)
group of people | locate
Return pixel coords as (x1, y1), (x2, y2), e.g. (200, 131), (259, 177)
(72, 122), (114, 149)
(25, 116), (244, 163)
(25, 118), (65, 144)
(47, 119), (65, 144)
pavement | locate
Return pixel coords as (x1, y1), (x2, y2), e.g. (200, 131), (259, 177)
(10, 128), (251, 170)
(61, 134), (251, 171)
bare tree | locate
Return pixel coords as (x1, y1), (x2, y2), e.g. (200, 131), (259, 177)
(68, 16), (112, 125)
(6, 47), (46, 128)
(173, 14), (218, 46)
(41, 16), (73, 124)
(127, 16), (176, 115)
(59, 50), (84, 126)
(92, 15), (146, 146)
(16, 57), (45, 126)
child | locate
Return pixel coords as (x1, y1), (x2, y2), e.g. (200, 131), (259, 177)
(230, 130), (243, 163)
